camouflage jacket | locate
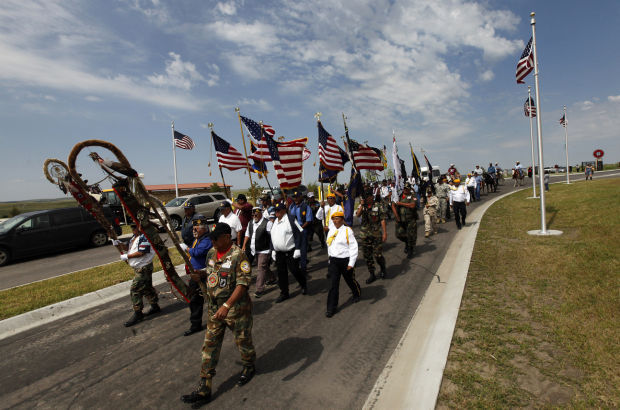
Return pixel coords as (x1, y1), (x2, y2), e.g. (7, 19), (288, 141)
(200, 244), (252, 308)
(396, 194), (418, 221)
(435, 183), (450, 199)
(358, 202), (387, 239)
(423, 196), (439, 216)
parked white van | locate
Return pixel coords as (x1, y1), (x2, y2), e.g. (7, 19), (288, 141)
(420, 166), (442, 183)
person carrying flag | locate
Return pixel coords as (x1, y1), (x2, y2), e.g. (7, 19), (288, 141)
(355, 190), (387, 284)
(392, 182), (418, 259)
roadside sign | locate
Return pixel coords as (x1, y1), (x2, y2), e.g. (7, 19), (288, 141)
(593, 149), (604, 158)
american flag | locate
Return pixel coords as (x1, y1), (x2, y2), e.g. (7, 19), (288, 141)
(348, 139), (384, 170)
(317, 121), (345, 171)
(173, 130), (195, 150)
(516, 37), (534, 84)
(211, 131), (250, 171)
(240, 115), (275, 161)
(524, 97), (537, 117)
(559, 114), (566, 127)
(265, 133), (306, 189)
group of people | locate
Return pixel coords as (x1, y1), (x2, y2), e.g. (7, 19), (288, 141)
(115, 161), (511, 407)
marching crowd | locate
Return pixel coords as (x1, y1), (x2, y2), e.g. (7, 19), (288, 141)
(117, 162), (508, 407)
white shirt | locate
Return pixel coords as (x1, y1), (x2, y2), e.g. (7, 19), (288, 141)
(127, 234), (155, 269)
(219, 212), (242, 238)
(474, 167), (483, 175)
(380, 185), (391, 198)
(270, 215), (296, 252)
(316, 203), (344, 230)
(449, 185), (471, 204)
(245, 217), (273, 255)
(326, 226), (358, 267)
(466, 177), (477, 188)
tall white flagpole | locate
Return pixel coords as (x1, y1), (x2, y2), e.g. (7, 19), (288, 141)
(528, 86), (537, 198)
(171, 120), (179, 198)
(563, 105), (570, 184)
(529, 12), (561, 236)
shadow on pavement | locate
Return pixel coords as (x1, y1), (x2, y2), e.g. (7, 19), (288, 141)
(258, 336), (324, 381)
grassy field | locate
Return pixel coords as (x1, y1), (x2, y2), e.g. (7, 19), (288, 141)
(0, 198), (75, 218)
(437, 177), (619, 408)
(0, 248), (186, 320)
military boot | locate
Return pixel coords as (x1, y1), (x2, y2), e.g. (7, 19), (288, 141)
(377, 257), (387, 279)
(238, 365), (255, 386)
(181, 377), (212, 407)
(365, 272), (377, 284)
(407, 246), (415, 259)
(145, 303), (161, 316)
(124, 310), (143, 327)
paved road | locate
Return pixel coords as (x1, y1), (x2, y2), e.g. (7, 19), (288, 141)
(0, 233), (170, 290)
(0, 172), (616, 409)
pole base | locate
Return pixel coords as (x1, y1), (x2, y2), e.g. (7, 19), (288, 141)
(527, 229), (563, 236)
(526, 196), (539, 199)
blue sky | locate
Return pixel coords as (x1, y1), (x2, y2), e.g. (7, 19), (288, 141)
(1, 0), (618, 201)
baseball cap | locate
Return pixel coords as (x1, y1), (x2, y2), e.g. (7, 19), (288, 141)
(307, 192), (315, 198)
(252, 206), (262, 214)
(192, 215), (208, 226)
(326, 193), (336, 198)
(209, 222), (231, 240)
(183, 202), (195, 209)
(274, 203), (286, 212)
(292, 190), (302, 197)
(236, 194), (247, 202)
(331, 211), (344, 218)
(220, 200), (232, 208)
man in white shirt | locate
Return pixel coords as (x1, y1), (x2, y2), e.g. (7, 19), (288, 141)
(316, 193), (344, 232)
(449, 179), (470, 230)
(270, 203), (307, 303)
(242, 207), (275, 298)
(325, 211), (360, 318)
(218, 201), (243, 246)
(118, 224), (159, 327)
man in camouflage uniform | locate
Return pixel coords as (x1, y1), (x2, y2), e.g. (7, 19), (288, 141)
(181, 223), (256, 408)
(434, 176), (450, 223)
(391, 182), (418, 259)
(423, 189), (439, 237)
(355, 190), (387, 283)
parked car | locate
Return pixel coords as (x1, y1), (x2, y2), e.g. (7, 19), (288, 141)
(154, 193), (229, 230)
(0, 206), (122, 267)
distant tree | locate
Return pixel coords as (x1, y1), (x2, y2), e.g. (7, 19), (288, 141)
(9, 206), (20, 217)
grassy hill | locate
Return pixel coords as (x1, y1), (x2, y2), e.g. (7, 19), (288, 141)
(0, 198), (76, 218)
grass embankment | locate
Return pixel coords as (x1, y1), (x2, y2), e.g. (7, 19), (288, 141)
(0, 198), (75, 218)
(0, 249), (186, 320)
(438, 178), (619, 408)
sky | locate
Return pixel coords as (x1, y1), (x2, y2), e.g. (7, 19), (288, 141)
(1, 0), (619, 201)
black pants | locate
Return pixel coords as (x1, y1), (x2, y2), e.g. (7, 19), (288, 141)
(453, 201), (467, 229)
(327, 257), (361, 314)
(188, 278), (204, 330)
(275, 249), (306, 296)
(467, 187), (476, 202)
(308, 222), (326, 248)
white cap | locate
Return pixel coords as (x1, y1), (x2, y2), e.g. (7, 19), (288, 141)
(307, 192), (315, 198)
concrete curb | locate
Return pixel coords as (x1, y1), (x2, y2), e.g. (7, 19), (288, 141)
(0, 266), (181, 341)
(363, 189), (518, 410)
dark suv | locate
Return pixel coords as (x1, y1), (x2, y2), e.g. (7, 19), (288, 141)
(0, 206), (122, 266)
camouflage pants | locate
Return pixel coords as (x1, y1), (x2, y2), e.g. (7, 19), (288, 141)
(424, 212), (437, 233)
(200, 300), (256, 378)
(130, 263), (158, 311)
(395, 219), (417, 248)
(361, 235), (385, 274)
(438, 198), (448, 220)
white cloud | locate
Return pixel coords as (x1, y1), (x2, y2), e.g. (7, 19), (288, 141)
(207, 21), (279, 53)
(147, 52), (205, 90)
(578, 100), (594, 111)
(608, 95), (620, 102)
(85, 95), (101, 102)
(43, 95), (56, 101)
(236, 98), (273, 111)
(215, 1), (237, 16)
(480, 70), (494, 82)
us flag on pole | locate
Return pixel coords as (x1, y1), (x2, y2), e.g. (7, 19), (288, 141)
(318, 121), (346, 171)
(348, 139), (384, 171)
(173, 130), (195, 150)
(211, 131), (250, 171)
(559, 114), (566, 127)
(516, 37), (534, 84)
(240, 115), (275, 161)
(265, 134), (306, 189)
(524, 97), (537, 117)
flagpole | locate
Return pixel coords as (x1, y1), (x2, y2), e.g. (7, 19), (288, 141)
(208, 122), (229, 198)
(171, 120), (179, 198)
(257, 121), (275, 196)
(527, 86), (538, 198)
(528, 12), (561, 237)
(563, 105), (570, 184)
(234, 107), (255, 201)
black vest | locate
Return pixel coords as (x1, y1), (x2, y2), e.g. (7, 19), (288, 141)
(247, 218), (270, 253)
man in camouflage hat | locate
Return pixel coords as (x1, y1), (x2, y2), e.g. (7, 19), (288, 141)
(181, 223), (256, 407)
(391, 182), (418, 259)
(355, 189), (387, 283)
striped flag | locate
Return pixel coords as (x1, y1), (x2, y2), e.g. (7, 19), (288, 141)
(348, 139), (384, 170)
(240, 115), (275, 161)
(265, 134), (306, 189)
(559, 114), (566, 127)
(173, 130), (195, 150)
(318, 121), (345, 171)
(211, 131), (250, 171)
(524, 97), (537, 117)
(516, 37), (534, 84)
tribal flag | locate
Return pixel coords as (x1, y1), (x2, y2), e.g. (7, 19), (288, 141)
(173, 130), (195, 150)
(409, 143), (421, 180)
(303, 147), (311, 161)
(559, 114), (566, 127)
(240, 115), (275, 161)
(348, 139), (384, 170)
(211, 131), (250, 171)
(265, 134), (306, 189)
(516, 37), (534, 84)
(524, 97), (537, 117)
(392, 136), (402, 190)
(318, 121), (346, 171)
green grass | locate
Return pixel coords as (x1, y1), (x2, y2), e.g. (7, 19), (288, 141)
(437, 178), (620, 408)
(0, 198), (75, 218)
(0, 248), (186, 320)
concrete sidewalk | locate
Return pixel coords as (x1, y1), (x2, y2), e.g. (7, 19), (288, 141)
(363, 189), (516, 410)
